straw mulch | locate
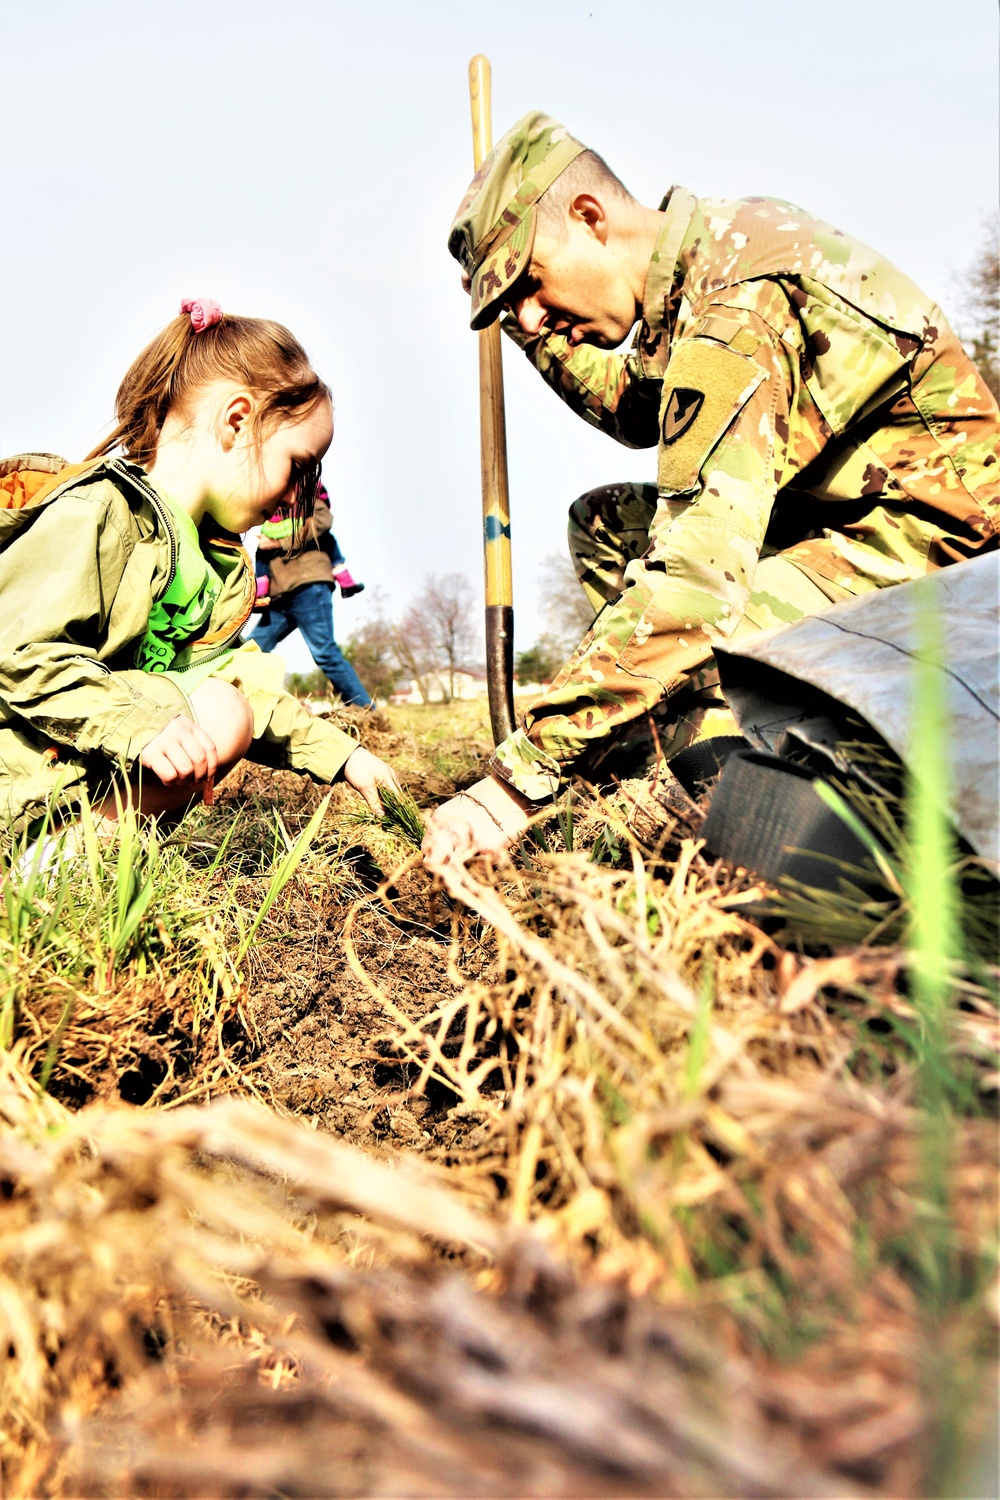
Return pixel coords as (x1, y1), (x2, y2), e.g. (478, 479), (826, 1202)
(1, 769), (997, 1497)
(4, 1038), (976, 1500)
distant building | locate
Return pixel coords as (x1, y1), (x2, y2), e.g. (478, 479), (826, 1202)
(390, 668), (489, 705)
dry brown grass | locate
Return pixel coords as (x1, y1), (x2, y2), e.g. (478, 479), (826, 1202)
(0, 1047), (866, 1499)
(1, 711), (997, 1497)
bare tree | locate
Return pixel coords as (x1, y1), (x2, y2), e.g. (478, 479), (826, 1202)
(342, 614), (405, 702)
(952, 216), (999, 400)
(343, 581), (479, 704)
(538, 551), (597, 655)
(342, 590), (434, 703)
(389, 604), (438, 703)
(413, 573), (478, 703)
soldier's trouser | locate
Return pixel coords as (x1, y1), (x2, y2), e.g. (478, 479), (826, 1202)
(567, 482), (859, 759)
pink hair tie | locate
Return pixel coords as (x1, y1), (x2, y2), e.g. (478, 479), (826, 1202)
(180, 297), (223, 333)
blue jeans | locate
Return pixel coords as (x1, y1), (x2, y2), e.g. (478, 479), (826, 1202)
(250, 582), (372, 707)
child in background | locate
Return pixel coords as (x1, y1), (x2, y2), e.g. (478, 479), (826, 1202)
(0, 298), (399, 846)
(255, 490), (364, 605)
(251, 482), (372, 707)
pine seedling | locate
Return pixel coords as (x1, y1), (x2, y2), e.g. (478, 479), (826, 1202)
(350, 786), (426, 847)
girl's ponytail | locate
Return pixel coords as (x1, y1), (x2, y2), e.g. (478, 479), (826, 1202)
(88, 314), (194, 465)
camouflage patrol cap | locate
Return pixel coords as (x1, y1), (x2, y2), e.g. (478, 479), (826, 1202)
(448, 110), (586, 330)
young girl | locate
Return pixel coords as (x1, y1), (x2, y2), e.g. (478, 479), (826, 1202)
(0, 298), (399, 845)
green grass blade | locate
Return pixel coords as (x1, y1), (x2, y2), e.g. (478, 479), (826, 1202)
(237, 793), (331, 960)
(685, 960), (714, 1099)
(812, 779), (904, 894)
(205, 814), (242, 876)
(114, 879), (157, 953)
(557, 790), (575, 853)
(76, 793), (103, 892)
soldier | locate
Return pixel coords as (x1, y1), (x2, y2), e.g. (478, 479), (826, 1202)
(422, 111), (999, 869)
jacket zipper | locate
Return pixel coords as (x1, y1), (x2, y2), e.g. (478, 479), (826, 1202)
(108, 458), (179, 582)
(189, 636), (242, 669)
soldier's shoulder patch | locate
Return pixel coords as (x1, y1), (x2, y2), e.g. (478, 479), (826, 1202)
(661, 387), (703, 444)
(657, 338), (767, 496)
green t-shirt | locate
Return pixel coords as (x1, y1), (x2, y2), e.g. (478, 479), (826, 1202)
(135, 496), (233, 693)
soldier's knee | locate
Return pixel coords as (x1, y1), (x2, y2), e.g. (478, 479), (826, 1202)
(568, 484), (620, 535)
(569, 480), (660, 536)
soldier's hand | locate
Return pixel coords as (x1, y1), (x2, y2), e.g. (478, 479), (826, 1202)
(422, 775), (532, 872)
(343, 746), (402, 815)
(140, 715), (219, 787)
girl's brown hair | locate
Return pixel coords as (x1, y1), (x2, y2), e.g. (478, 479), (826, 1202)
(87, 312), (331, 519)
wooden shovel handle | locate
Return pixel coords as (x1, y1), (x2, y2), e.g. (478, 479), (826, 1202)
(468, 54), (515, 745)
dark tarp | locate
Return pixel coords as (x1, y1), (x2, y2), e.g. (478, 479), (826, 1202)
(714, 553), (999, 865)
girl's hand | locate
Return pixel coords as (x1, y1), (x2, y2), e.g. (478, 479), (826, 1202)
(140, 715), (219, 786)
(343, 746), (402, 815)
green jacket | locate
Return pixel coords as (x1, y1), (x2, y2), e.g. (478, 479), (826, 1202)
(0, 458), (357, 832)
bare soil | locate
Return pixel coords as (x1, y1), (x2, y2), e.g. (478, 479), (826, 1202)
(188, 713), (498, 1158)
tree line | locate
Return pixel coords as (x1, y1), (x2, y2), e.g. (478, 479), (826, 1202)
(306, 556), (595, 706)
(954, 216), (998, 401)
(339, 572), (480, 704)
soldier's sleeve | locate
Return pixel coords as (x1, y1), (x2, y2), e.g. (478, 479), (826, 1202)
(501, 315), (660, 448)
(490, 309), (795, 801)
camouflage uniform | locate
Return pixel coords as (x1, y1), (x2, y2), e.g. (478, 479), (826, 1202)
(450, 117), (1000, 801)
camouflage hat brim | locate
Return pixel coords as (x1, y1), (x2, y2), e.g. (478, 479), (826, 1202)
(449, 112), (586, 332)
(469, 209), (535, 330)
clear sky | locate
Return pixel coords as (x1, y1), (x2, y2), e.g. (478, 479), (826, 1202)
(3, 0), (997, 672)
